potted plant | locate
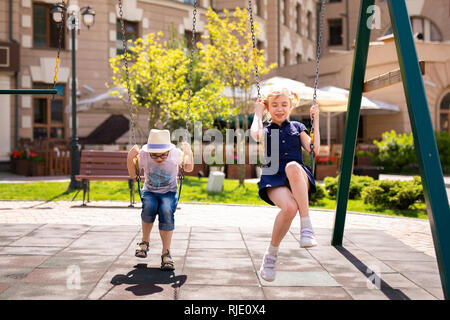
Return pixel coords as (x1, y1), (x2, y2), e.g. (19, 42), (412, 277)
(10, 150), (29, 175)
(315, 155), (339, 180)
(28, 150), (46, 176)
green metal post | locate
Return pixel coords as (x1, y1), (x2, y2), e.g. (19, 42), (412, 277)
(387, 0), (450, 300)
(331, 0), (374, 246)
(0, 89), (58, 95)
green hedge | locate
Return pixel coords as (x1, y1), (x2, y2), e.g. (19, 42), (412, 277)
(372, 130), (450, 174)
(324, 175), (374, 200)
(361, 176), (424, 210)
(310, 184), (326, 204)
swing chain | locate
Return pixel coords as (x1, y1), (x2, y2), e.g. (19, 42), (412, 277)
(185, 0), (198, 137)
(248, 0), (261, 100)
(310, 0), (327, 157)
(53, 0), (67, 90)
(118, 0), (137, 147)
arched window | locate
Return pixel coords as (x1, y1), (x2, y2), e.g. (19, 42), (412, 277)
(384, 16), (442, 42)
(440, 92), (450, 132)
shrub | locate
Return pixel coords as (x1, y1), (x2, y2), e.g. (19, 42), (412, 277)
(323, 175), (374, 200)
(310, 184), (327, 203)
(372, 130), (417, 173)
(361, 177), (424, 210)
(436, 131), (450, 174)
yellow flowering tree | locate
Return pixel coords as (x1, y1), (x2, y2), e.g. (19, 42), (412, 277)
(197, 7), (276, 185)
(109, 32), (230, 134)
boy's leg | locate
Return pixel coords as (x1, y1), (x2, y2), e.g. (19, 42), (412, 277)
(157, 192), (177, 263)
(137, 192), (158, 257)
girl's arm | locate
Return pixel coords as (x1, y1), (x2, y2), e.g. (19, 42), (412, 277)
(127, 145), (140, 179)
(181, 142), (194, 173)
(300, 104), (320, 155)
(250, 99), (266, 142)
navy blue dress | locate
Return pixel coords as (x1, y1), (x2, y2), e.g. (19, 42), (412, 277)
(258, 119), (317, 206)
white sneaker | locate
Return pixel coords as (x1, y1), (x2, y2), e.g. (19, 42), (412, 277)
(300, 228), (318, 248)
(259, 252), (277, 282)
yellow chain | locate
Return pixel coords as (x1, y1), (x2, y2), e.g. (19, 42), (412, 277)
(53, 56), (60, 84)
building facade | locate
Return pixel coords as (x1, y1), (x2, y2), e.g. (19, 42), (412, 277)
(0, 0), (317, 164)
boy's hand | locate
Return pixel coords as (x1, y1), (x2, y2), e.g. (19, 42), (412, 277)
(128, 144), (140, 159)
(180, 142), (192, 155)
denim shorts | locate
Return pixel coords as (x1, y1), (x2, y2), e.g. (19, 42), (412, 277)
(141, 191), (178, 231)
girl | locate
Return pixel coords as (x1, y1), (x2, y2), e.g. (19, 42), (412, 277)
(250, 86), (320, 282)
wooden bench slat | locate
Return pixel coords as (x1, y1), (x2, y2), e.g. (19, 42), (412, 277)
(76, 175), (144, 181)
(80, 169), (129, 175)
(81, 151), (128, 157)
(81, 163), (126, 170)
(81, 157), (128, 164)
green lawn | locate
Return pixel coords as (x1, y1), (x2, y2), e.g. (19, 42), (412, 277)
(0, 177), (427, 219)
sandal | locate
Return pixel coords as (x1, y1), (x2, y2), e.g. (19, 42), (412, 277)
(160, 250), (175, 271)
(135, 241), (149, 258)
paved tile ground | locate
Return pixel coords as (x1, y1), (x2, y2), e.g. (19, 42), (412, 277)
(0, 200), (444, 300)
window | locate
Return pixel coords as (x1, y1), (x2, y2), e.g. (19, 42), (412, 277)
(282, 0), (288, 26)
(283, 48), (290, 66)
(32, 84), (65, 140)
(117, 20), (139, 55)
(296, 53), (302, 64)
(184, 0), (195, 4)
(184, 30), (201, 50)
(33, 2), (65, 49)
(384, 17), (442, 42)
(295, 4), (302, 35)
(440, 93), (450, 132)
(255, 0), (262, 17)
(307, 11), (312, 40)
(328, 19), (343, 45)
(329, 0), (342, 2)
(256, 40), (264, 51)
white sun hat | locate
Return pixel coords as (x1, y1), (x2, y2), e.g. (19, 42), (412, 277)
(142, 129), (175, 153)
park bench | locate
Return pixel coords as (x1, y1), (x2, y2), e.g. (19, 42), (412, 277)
(74, 150), (142, 207)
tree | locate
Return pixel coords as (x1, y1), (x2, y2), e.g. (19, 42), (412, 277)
(197, 7), (276, 185)
(109, 31), (230, 140)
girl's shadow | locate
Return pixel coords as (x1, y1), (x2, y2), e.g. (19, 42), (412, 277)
(110, 263), (187, 297)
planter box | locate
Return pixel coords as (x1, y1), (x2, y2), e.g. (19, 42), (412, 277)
(226, 164), (254, 179)
(315, 164), (339, 180)
(356, 156), (372, 166)
(31, 161), (45, 176)
(183, 164), (208, 178)
(15, 159), (31, 176)
(353, 165), (382, 180)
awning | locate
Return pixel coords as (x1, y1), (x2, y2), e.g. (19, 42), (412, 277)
(65, 86), (126, 113)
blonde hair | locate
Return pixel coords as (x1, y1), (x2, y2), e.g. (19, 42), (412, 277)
(260, 85), (300, 121)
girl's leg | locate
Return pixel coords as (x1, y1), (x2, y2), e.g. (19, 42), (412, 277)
(260, 186), (298, 281)
(266, 186), (299, 246)
(285, 162), (317, 247)
(285, 162), (310, 218)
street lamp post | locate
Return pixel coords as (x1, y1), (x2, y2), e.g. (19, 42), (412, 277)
(51, 3), (95, 190)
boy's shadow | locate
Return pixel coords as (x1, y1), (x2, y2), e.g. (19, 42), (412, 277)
(110, 263), (187, 297)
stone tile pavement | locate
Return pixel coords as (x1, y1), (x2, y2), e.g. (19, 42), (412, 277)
(0, 200), (445, 300)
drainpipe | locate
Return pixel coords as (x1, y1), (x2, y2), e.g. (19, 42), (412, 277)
(277, 0), (280, 67)
(9, 0), (19, 150)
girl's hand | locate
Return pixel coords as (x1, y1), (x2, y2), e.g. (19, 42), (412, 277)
(310, 104), (319, 120)
(254, 98), (265, 115)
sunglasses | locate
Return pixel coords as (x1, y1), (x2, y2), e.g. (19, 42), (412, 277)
(149, 152), (169, 159)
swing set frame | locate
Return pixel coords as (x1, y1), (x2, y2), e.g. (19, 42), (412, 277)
(331, 0), (450, 300)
